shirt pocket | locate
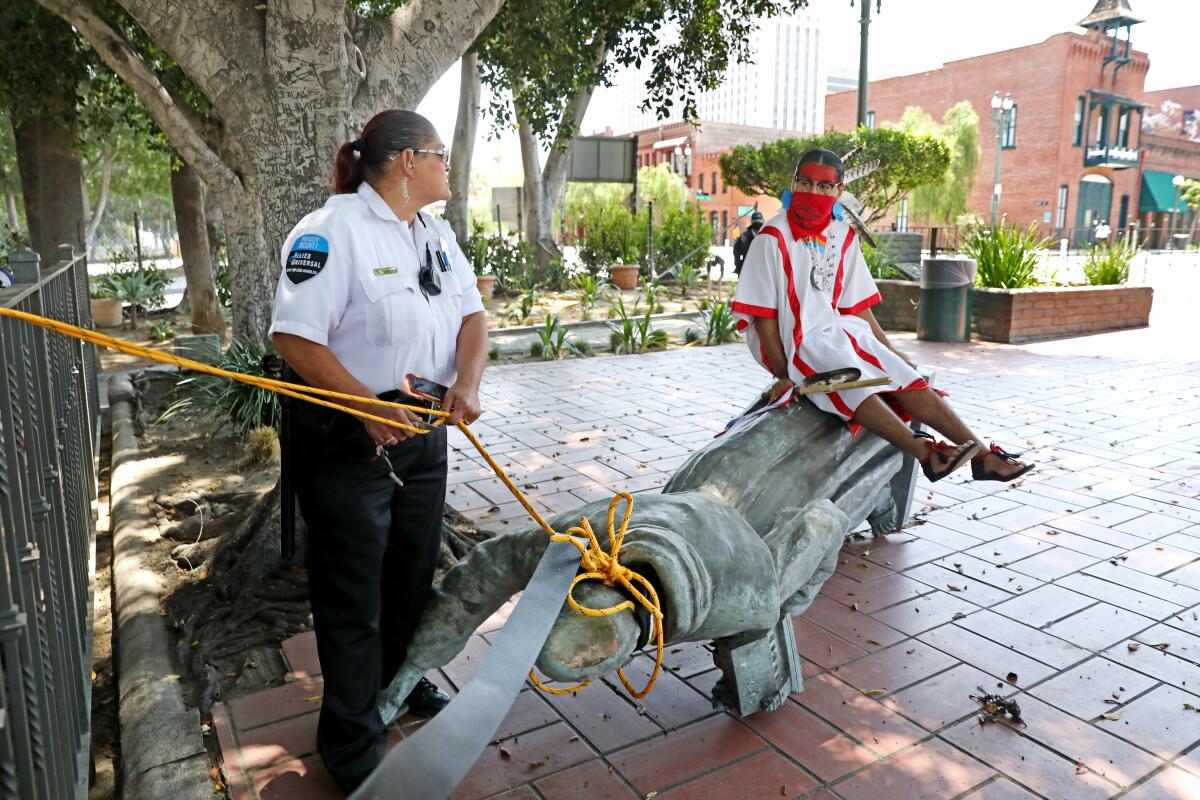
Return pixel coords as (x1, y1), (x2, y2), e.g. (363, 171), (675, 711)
(359, 270), (425, 346)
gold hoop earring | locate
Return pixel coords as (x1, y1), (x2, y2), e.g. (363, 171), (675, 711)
(401, 177), (410, 204)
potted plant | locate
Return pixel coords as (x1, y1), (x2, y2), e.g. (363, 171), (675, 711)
(465, 224), (497, 301)
(89, 275), (124, 327)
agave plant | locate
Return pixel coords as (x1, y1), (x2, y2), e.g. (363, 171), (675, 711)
(572, 273), (609, 320)
(699, 301), (740, 345)
(160, 336), (281, 438)
(530, 315), (590, 361)
(1082, 237), (1138, 285)
(963, 222), (1049, 289)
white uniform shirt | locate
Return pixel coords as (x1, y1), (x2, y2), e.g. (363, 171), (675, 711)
(732, 210), (925, 425)
(269, 182), (485, 395)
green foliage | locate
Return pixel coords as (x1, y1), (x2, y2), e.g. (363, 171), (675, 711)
(92, 264), (171, 327)
(530, 315), (589, 360)
(1181, 179), (1200, 211)
(478, 1), (811, 146)
(162, 337), (281, 439)
(652, 204), (712, 279)
(1083, 238), (1137, 285)
(608, 292), (669, 353)
(638, 277), (664, 314)
(572, 273), (609, 319)
(718, 128), (950, 224)
(510, 287), (540, 325)
(893, 102), (981, 225)
(488, 345), (501, 363)
(578, 202), (640, 275)
(964, 223), (1049, 289)
(694, 301), (739, 346)
(672, 261), (703, 298)
(862, 241), (908, 281)
(0, 222), (30, 265)
(464, 226), (570, 292)
(148, 319), (176, 342)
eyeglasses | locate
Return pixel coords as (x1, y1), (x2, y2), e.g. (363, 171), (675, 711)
(419, 245), (442, 297)
(794, 177), (839, 192)
(412, 147), (450, 165)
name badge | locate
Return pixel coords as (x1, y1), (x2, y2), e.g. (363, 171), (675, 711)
(373, 267), (398, 276)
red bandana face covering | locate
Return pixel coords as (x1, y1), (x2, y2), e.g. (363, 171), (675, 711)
(788, 163), (840, 237)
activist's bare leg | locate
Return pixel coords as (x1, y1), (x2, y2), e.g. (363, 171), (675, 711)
(853, 394), (979, 481)
(885, 388), (1031, 481)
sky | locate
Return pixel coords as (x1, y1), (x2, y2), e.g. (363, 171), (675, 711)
(416, 0), (1197, 182)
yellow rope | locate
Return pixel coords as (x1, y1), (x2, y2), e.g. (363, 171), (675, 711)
(0, 305), (665, 698)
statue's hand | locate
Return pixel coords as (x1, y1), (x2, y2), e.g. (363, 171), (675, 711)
(768, 378), (794, 404)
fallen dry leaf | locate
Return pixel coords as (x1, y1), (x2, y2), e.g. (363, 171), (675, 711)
(1076, 761), (1087, 775)
(856, 562), (870, 570)
(1151, 642), (1170, 650)
(1100, 712), (1121, 721)
(948, 585), (963, 592)
(863, 689), (885, 696)
(498, 744), (512, 760)
(1006, 672), (1019, 684)
(866, 639), (881, 646)
(1183, 704), (1199, 712)
(304, 695), (321, 704)
(1127, 642), (1140, 652)
(209, 766), (220, 781)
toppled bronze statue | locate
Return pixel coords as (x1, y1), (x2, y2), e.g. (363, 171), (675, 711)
(378, 389), (922, 721)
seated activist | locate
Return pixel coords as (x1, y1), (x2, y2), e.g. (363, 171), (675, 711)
(731, 148), (1032, 483)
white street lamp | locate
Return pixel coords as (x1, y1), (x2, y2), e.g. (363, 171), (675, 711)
(990, 91), (1015, 229)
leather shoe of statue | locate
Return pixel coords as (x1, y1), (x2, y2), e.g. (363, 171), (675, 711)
(405, 677), (450, 718)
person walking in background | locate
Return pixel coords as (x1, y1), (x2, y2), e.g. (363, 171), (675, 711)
(733, 210), (765, 275)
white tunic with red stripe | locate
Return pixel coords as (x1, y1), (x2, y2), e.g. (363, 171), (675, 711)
(731, 210), (927, 423)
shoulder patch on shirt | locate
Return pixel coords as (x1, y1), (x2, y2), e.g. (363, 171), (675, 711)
(286, 234), (330, 284)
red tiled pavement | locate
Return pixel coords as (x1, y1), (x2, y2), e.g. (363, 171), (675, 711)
(210, 318), (1200, 798)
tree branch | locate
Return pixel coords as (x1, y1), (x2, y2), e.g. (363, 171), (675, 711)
(351, 0), (502, 111)
(98, 0), (263, 102)
(36, 0), (242, 200)
(542, 40), (608, 192)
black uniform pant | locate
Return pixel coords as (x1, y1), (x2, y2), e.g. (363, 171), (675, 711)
(293, 406), (447, 793)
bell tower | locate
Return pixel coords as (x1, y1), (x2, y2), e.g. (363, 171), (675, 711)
(1078, 0), (1144, 78)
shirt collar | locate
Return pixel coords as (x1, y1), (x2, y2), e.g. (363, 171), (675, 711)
(356, 180), (425, 255)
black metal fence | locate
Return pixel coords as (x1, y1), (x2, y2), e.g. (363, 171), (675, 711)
(897, 224), (1198, 254)
(0, 245), (100, 799)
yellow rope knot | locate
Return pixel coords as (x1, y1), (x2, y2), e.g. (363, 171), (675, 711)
(528, 493), (665, 699)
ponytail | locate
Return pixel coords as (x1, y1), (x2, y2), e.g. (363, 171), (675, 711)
(330, 109), (438, 195)
(331, 141), (362, 194)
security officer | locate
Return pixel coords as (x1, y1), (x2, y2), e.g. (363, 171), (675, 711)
(732, 210), (764, 275)
(269, 109), (488, 794)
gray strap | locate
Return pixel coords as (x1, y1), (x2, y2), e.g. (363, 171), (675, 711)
(349, 539), (580, 800)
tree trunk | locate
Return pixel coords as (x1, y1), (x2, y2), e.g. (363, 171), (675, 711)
(171, 161), (224, 339)
(85, 144), (115, 247)
(13, 114), (86, 263)
(2, 183), (17, 231)
(514, 51), (604, 268)
(445, 51), (480, 245)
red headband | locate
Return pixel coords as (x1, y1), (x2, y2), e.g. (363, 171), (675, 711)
(796, 163), (840, 184)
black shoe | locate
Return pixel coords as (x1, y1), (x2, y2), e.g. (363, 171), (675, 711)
(405, 677), (450, 718)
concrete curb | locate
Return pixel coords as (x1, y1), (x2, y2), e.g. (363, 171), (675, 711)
(108, 373), (213, 799)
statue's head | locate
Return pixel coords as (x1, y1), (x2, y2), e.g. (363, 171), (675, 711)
(534, 581), (646, 683)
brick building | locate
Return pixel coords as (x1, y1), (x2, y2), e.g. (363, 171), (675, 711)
(627, 120), (804, 245)
(825, 0), (1199, 248)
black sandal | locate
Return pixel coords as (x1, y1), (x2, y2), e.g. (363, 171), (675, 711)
(915, 432), (982, 482)
(971, 442), (1035, 482)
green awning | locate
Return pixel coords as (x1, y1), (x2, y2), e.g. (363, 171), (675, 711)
(1140, 170), (1191, 213)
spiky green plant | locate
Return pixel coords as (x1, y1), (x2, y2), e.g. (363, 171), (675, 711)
(964, 222), (1049, 289)
(160, 336), (281, 438)
(1082, 238), (1137, 285)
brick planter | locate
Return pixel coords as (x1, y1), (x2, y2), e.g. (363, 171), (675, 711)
(873, 279), (920, 331)
(972, 285), (1153, 343)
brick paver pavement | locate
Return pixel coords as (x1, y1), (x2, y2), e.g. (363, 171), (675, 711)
(214, 318), (1200, 799)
